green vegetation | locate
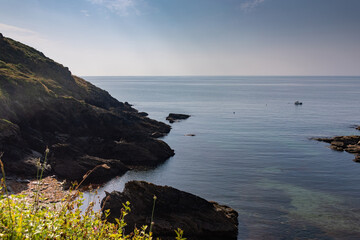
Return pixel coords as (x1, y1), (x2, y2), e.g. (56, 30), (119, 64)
(0, 154), (186, 240)
(0, 119), (17, 133)
(0, 60), (6, 68)
(0, 35), (120, 120)
(5, 38), (50, 63)
(0, 119), (14, 125)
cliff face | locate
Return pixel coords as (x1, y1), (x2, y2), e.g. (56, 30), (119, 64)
(0, 33), (174, 182)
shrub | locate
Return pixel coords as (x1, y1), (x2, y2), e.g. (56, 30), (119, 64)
(0, 153), (186, 240)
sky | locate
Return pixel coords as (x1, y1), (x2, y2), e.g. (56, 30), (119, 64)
(0, 0), (359, 76)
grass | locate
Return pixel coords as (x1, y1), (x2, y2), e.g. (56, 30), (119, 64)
(0, 119), (13, 124)
(0, 152), (186, 240)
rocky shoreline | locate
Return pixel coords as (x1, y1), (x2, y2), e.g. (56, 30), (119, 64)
(313, 126), (360, 162)
(0, 34), (239, 239)
(0, 34), (174, 183)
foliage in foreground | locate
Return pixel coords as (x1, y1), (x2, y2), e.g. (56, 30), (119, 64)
(0, 155), (186, 240)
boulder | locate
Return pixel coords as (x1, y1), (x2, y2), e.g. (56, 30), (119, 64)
(102, 181), (238, 240)
(166, 113), (190, 123)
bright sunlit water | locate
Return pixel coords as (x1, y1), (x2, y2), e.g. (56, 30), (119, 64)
(83, 76), (360, 240)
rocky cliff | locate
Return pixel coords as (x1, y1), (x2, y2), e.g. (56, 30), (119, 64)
(0, 33), (174, 182)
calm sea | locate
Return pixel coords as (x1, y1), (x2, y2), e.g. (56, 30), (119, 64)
(83, 76), (360, 240)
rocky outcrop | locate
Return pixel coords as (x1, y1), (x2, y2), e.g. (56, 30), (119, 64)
(0, 34), (174, 182)
(49, 144), (129, 183)
(166, 113), (190, 123)
(101, 181), (239, 240)
(313, 134), (360, 162)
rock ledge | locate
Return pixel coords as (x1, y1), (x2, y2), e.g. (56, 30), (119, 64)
(313, 127), (360, 162)
(166, 113), (190, 123)
(102, 181), (238, 240)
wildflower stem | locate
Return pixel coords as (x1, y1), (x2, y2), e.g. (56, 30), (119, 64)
(149, 195), (157, 233)
(34, 148), (49, 209)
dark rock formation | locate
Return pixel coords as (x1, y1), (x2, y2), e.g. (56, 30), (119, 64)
(102, 181), (239, 240)
(0, 34), (174, 182)
(166, 113), (190, 123)
(313, 135), (360, 162)
(50, 143), (129, 183)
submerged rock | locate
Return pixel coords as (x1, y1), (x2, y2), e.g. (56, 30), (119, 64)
(102, 181), (239, 240)
(185, 133), (196, 137)
(166, 113), (191, 123)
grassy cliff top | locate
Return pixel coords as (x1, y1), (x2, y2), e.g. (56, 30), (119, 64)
(0, 33), (125, 120)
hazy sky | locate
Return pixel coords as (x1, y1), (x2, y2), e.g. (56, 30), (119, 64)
(0, 0), (359, 76)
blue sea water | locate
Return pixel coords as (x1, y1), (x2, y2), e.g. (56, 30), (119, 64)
(83, 76), (360, 240)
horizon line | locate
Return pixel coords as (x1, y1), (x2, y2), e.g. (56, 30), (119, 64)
(80, 75), (360, 78)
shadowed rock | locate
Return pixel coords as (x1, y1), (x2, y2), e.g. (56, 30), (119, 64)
(49, 143), (129, 183)
(102, 181), (239, 240)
